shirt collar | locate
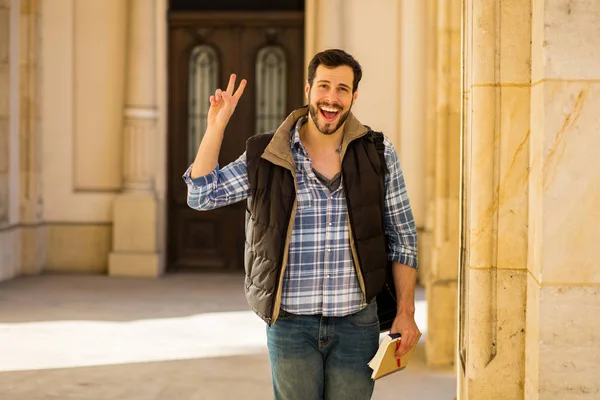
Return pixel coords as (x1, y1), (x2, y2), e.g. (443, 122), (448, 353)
(291, 116), (308, 149)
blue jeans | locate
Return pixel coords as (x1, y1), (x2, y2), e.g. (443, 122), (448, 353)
(266, 301), (380, 400)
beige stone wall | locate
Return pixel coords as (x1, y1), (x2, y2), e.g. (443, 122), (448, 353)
(397, 0), (427, 229)
(40, 0), (128, 272)
(0, 0), (21, 281)
(459, 0), (600, 399)
(421, 0), (461, 367)
(1, 0), (166, 277)
(72, 0), (127, 191)
(525, 0), (600, 398)
(155, 0), (167, 257)
(459, 0), (531, 398)
(108, 0), (163, 277)
(0, 0), (10, 228)
(44, 224), (111, 273)
(19, 0), (45, 274)
(305, 0), (401, 145)
(0, 0), (9, 228)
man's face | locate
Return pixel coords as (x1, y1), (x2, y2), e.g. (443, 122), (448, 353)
(306, 65), (358, 135)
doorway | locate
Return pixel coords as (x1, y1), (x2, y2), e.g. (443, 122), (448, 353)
(167, 6), (305, 271)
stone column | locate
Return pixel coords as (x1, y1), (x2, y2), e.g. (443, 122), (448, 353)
(108, 0), (162, 277)
(399, 0), (427, 258)
(525, 1), (600, 398)
(422, 0), (461, 367)
(0, 0), (10, 229)
(0, 0), (19, 281)
(458, 0), (531, 398)
(304, 0), (344, 82)
(19, 0), (44, 274)
(421, 0), (436, 292)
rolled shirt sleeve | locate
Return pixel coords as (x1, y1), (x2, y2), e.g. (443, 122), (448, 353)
(182, 152), (251, 210)
(382, 137), (419, 269)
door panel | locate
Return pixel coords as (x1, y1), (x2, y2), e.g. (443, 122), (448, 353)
(168, 12), (304, 270)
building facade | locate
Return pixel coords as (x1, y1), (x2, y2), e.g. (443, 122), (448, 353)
(0, 0), (598, 399)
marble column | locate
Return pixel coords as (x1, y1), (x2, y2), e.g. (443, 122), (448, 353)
(19, 0), (44, 274)
(0, 0), (20, 281)
(421, 0), (461, 366)
(399, 0), (427, 253)
(525, 1), (600, 398)
(421, 0), (437, 296)
(108, 0), (162, 277)
(304, 0), (344, 83)
(458, 0), (531, 398)
(0, 0), (10, 228)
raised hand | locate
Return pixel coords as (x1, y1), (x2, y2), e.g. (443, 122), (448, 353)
(207, 74), (247, 131)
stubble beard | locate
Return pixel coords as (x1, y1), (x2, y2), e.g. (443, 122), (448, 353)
(308, 100), (353, 136)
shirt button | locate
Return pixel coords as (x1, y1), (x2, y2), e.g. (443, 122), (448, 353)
(327, 248), (331, 252)
(328, 222), (333, 226)
(326, 275), (330, 279)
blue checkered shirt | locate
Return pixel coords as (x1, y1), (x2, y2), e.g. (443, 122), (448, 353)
(183, 118), (418, 317)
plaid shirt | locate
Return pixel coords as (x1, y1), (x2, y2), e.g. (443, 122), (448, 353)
(183, 118), (418, 317)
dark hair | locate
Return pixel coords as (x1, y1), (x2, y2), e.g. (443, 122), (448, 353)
(307, 49), (363, 93)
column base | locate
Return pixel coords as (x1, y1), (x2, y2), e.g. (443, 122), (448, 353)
(109, 192), (164, 278)
(109, 252), (163, 277)
(20, 224), (46, 275)
(425, 280), (458, 366)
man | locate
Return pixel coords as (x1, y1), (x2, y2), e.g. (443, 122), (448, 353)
(183, 49), (420, 400)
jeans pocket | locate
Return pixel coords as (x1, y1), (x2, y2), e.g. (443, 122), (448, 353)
(349, 301), (379, 328)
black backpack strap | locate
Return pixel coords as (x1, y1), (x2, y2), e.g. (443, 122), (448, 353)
(364, 129), (397, 331)
(366, 130), (389, 176)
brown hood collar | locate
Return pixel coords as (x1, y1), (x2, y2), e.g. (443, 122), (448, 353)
(261, 106), (370, 169)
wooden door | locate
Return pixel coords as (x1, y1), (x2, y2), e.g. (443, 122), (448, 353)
(167, 12), (304, 271)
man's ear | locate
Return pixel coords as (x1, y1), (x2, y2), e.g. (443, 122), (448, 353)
(353, 90), (359, 103)
(305, 82), (310, 100)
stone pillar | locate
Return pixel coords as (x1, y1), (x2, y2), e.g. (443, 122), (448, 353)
(0, 0), (10, 228)
(422, 0), (461, 366)
(18, 0), (45, 274)
(458, 0), (531, 398)
(108, 0), (163, 277)
(399, 0), (427, 253)
(304, 0), (344, 82)
(0, 0), (19, 281)
(421, 0), (436, 291)
(525, 1), (600, 398)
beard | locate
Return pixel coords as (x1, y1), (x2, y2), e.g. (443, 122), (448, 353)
(308, 100), (353, 135)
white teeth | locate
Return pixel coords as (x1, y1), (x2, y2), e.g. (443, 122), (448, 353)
(321, 107), (339, 113)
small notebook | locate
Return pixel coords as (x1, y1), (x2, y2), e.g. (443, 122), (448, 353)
(368, 333), (420, 380)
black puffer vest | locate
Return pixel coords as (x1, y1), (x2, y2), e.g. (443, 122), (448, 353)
(244, 110), (398, 331)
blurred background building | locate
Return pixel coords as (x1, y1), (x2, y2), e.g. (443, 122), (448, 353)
(0, 0), (598, 399)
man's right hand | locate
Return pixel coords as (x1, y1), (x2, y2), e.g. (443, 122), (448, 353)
(208, 73), (247, 132)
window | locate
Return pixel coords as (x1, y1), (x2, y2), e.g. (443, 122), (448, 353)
(188, 45), (218, 164)
(255, 46), (287, 133)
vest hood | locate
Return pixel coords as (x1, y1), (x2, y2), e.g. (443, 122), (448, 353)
(261, 106), (371, 170)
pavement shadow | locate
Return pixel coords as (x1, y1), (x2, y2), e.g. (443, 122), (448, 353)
(0, 273), (252, 323)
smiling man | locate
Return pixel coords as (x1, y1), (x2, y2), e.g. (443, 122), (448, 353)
(183, 49), (420, 400)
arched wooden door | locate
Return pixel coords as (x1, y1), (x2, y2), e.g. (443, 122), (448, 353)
(167, 10), (304, 271)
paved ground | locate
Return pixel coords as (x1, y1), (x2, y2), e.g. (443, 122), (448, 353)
(0, 273), (456, 400)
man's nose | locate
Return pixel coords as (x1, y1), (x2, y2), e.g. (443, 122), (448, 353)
(323, 90), (338, 104)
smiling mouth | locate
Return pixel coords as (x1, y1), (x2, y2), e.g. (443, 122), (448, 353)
(319, 106), (341, 122)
